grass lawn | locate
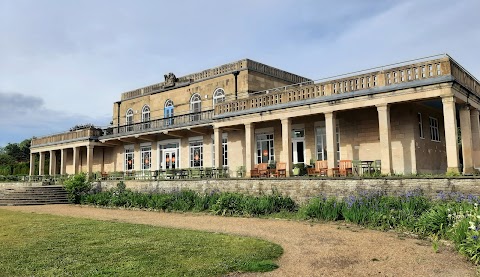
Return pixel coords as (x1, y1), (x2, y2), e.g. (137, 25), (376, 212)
(0, 209), (282, 276)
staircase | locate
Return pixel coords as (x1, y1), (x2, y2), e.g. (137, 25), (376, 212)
(0, 185), (69, 206)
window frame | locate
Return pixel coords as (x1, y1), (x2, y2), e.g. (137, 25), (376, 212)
(429, 116), (440, 142)
(126, 108), (134, 132)
(212, 88), (226, 106)
(189, 140), (203, 168)
(418, 112), (424, 139)
(256, 133), (275, 164)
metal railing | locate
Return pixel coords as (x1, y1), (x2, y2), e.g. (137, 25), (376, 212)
(103, 109), (214, 138)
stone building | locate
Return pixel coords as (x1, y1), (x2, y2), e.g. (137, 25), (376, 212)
(29, 54), (480, 177)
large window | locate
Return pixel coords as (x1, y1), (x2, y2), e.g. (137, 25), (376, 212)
(164, 99), (174, 126)
(126, 109), (134, 132)
(256, 133), (274, 164)
(429, 117), (440, 142)
(315, 124), (341, 162)
(213, 88), (226, 105)
(142, 105), (150, 129)
(189, 141), (203, 167)
(125, 147), (134, 171)
(212, 135), (228, 167)
(418, 113), (424, 138)
(316, 127), (327, 161)
(141, 145), (151, 171)
(190, 94), (202, 121)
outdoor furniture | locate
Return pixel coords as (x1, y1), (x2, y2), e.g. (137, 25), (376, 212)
(339, 160), (353, 176)
(250, 164), (260, 178)
(275, 162), (286, 178)
(373, 160), (381, 173)
(307, 167), (317, 176)
(315, 160), (328, 176)
(258, 163), (269, 178)
(360, 160), (374, 175)
(352, 160), (361, 175)
(190, 168), (202, 178)
(236, 166), (245, 178)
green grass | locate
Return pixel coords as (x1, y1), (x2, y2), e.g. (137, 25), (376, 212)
(0, 209), (282, 277)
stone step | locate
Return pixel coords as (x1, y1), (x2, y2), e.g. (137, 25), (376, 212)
(0, 186), (69, 206)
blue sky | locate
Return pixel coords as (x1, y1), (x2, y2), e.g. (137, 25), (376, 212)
(1, 0), (480, 146)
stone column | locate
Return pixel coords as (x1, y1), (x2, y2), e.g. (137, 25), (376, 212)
(442, 96), (460, 173)
(87, 145), (94, 175)
(29, 152), (35, 176)
(38, 152), (45, 176)
(281, 118), (292, 177)
(60, 149), (67, 175)
(377, 104), (393, 175)
(245, 123), (255, 177)
(470, 109), (480, 169)
(214, 127), (222, 168)
(49, 150), (56, 176)
(325, 112), (337, 176)
(73, 147), (80, 174)
(459, 105), (474, 174)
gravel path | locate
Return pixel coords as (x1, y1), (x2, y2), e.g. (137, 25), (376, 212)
(2, 205), (476, 277)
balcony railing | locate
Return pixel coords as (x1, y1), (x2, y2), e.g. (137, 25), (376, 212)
(215, 55), (459, 116)
(102, 109), (214, 139)
(31, 128), (103, 147)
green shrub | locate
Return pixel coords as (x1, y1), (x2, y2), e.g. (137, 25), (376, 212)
(63, 173), (91, 204)
(300, 196), (343, 221)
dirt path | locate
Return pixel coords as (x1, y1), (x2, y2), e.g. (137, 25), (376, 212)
(2, 205), (476, 277)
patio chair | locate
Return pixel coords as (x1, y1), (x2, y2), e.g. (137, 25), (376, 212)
(339, 160), (353, 177)
(307, 167), (317, 176)
(352, 160), (361, 176)
(236, 166), (245, 178)
(315, 160), (328, 176)
(258, 163), (269, 178)
(250, 164), (260, 178)
(204, 167), (214, 178)
(190, 168), (202, 179)
(275, 162), (286, 178)
(373, 160), (381, 174)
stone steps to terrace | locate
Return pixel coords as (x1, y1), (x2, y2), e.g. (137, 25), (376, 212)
(0, 185), (69, 206)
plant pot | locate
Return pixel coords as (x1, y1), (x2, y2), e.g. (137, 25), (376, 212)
(292, 168), (300, 176)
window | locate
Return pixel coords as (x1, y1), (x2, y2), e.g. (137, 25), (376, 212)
(414, 68), (419, 79)
(316, 127), (327, 161)
(401, 70), (405, 82)
(429, 117), (440, 142)
(422, 66), (426, 78)
(126, 109), (134, 132)
(436, 64), (441, 75)
(189, 141), (203, 167)
(418, 113), (424, 138)
(256, 133), (274, 164)
(212, 135), (228, 167)
(125, 147), (134, 171)
(141, 145), (151, 171)
(213, 88), (225, 105)
(315, 124), (341, 162)
(373, 76), (377, 86)
(428, 65), (433, 77)
(164, 99), (174, 126)
(407, 69), (412, 80)
(141, 105), (150, 129)
(190, 94), (202, 121)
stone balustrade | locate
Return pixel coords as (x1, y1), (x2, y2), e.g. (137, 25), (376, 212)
(31, 128), (103, 148)
(215, 56), (458, 116)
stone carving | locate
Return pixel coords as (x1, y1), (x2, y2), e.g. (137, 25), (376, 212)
(164, 72), (177, 88)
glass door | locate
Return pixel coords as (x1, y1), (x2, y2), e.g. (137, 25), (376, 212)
(162, 149), (177, 169)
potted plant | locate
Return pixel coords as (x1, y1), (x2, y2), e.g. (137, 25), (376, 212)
(292, 163), (305, 176)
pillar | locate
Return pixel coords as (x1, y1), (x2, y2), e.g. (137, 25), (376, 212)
(459, 105), (474, 174)
(470, 109), (480, 168)
(73, 147), (79, 174)
(29, 152), (35, 176)
(60, 149), (66, 175)
(214, 127), (222, 168)
(377, 104), (393, 175)
(325, 112), (337, 176)
(245, 123), (255, 177)
(281, 118), (292, 177)
(442, 96), (460, 173)
(49, 150), (56, 176)
(87, 145), (94, 175)
(38, 152), (45, 176)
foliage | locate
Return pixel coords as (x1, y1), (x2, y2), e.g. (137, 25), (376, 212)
(63, 173), (92, 204)
(0, 209), (282, 276)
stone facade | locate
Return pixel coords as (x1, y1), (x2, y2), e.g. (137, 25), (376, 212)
(29, 54), (480, 178)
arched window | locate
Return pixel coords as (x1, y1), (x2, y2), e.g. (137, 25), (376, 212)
(126, 109), (134, 132)
(164, 99), (174, 126)
(141, 105), (150, 129)
(190, 94), (201, 121)
(213, 88), (225, 105)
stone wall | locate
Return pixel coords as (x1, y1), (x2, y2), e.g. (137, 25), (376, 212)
(97, 178), (480, 204)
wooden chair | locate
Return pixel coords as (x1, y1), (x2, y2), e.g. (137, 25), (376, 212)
(315, 160), (328, 176)
(307, 167), (317, 176)
(250, 164), (260, 178)
(275, 162), (286, 178)
(339, 160), (353, 176)
(258, 163), (269, 178)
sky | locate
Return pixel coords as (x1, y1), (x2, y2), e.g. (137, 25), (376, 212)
(1, 0), (480, 147)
